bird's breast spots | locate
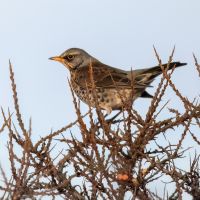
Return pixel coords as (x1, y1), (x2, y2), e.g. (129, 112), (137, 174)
(103, 93), (108, 98)
(81, 90), (85, 95)
(97, 88), (105, 93)
(94, 68), (102, 74)
(71, 73), (76, 80)
(78, 75), (83, 80)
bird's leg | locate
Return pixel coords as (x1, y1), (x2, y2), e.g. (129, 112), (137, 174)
(103, 113), (109, 119)
(105, 110), (122, 123)
(92, 111), (121, 131)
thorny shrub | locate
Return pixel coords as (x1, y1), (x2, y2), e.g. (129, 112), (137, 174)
(0, 50), (200, 200)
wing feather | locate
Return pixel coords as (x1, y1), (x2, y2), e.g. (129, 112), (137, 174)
(73, 61), (145, 89)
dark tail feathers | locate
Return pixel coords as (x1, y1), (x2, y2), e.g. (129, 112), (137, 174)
(144, 62), (187, 77)
(139, 61), (187, 98)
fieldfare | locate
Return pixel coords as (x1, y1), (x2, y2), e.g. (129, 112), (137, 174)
(49, 48), (186, 113)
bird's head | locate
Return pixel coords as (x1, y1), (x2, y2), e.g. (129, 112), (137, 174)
(49, 48), (95, 71)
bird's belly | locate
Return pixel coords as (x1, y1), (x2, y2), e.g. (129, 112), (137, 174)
(71, 80), (138, 112)
(97, 88), (133, 109)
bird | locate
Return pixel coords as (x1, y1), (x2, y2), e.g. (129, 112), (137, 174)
(49, 48), (187, 114)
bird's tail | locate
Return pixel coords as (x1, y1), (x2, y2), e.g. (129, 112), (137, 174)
(134, 62), (187, 86)
(141, 62), (186, 76)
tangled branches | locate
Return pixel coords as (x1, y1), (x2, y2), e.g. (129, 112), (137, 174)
(0, 51), (200, 200)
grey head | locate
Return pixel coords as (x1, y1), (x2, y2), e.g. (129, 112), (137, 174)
(49, 48), (98, 71)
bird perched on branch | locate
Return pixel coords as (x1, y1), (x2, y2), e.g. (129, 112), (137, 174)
(50, 48), (186, 114)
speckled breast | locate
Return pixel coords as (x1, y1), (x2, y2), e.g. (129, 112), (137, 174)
(70, 78), (136, 111)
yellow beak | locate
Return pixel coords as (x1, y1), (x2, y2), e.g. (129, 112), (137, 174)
(49, 56), (74, 69)
(49, 56), (65, 63)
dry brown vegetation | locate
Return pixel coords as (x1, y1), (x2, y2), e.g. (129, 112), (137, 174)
(0, 50), (200, 200)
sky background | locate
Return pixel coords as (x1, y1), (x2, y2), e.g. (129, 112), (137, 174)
(0, 0), (200, 199)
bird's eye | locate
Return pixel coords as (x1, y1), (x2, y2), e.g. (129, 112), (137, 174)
(67, 54), (74, 60)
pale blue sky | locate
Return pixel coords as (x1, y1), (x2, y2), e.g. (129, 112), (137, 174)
(0, 0), (200, 199)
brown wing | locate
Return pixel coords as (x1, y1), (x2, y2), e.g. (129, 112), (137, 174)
(73, 61), (145, 89)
